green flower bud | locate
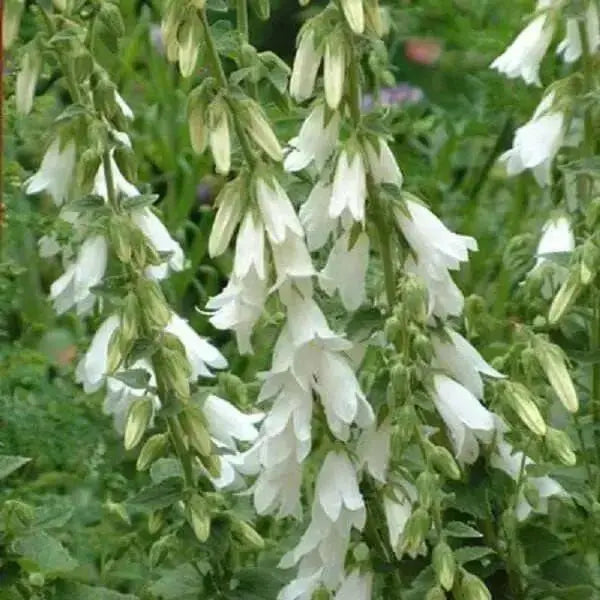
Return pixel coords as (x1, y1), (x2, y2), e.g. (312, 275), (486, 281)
(3, 0), (24, 50)
(98, 2), (125, 38)
(534, 339), (578, 413)
(504, 381), (547, 436)
(208, 98), (231, 175)
(414, 333), (433, 362)
(232, 518), (265, 549)
(340, 0), (365, 34)
(390, 362), (408, 396)
(250, 0), (270, 20)
(120, 292), (139, 348)
(241, 98), (283, 162)
(188, 105), (207, 155)
(187, 494), (211, 542)
(148, 511), (164, 535)
(392, 405), (416, 447)
(94, 78), (119, 120)
(155, 336), (191, 403)
(404, 275), (428, 324)
(580, 239), (599, 285)
(384, 315), (402, 344)
(137, 433), (169, 471)
(124, 396), (154, 450)
(548, 271), (581, 325)
(311, 589), (330, 600)
(106, 326), (123, 374)
(219, 372), (248, 405)
(430, 445), (461, 480)
(545, 427), (576, 467)
(16, 45), (41, 115)
(425, 586), (446, 600)
(416, 471), (438, 510)
(433, 541), (455, 591)
(3, 499), (34, 531)
(137, 278), (171, 332)
(178, 14), (201, 77)
(28, 572), (45, 587)
(461, 572), (491, 600)
(110, 216), (133, 263)
(180, 405), (212, 457)
(114, 144), (137, 183)
(401, 507), (430, 556)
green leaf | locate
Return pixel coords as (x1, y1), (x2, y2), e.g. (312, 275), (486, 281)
(150, 458), (184, 484)
(121, 194), (159, 210)
(59, 583), (138, 600)
(206, 0), (229, 11)
(32, 503), (74, 530)
(0, 455), (30, 480)
(149, 563), (204, 599)
(443, 521), (483, 539)
(126, 478), (181, 511)
(11, 531), (78, 575)
(520, 525), (564, 566)
(454, 545), (495, 564)
(112, 369), (151, 389)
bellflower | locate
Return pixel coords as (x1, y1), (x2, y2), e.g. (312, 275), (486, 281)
(330, 147), (367, 222)
(256, 175), (304, 244)
(557, 2), (600, 63)
(534, 215), (575, 268)
(290, 29), (323, 103)
(491, 0), (556, 85)
(50, 235), (108, 315)
(432, 328), (504, 399)
(324, 36), (345, 110)
(25, 138), (76, 206)
(299, 181), (337, 251)
(384, 483), (419, 558)
(284, 104), (340, 173)
(233, 210), (266, 281)
(432, 374), (496, 464)
(357, 420), (392, 483)
(364, 137), (403, 188)
(272, 233), (316, 288)
(499, 92), (566, 186)
(335, 570), (372, 600)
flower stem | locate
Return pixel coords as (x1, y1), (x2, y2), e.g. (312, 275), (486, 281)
(167, 416), (196, 490)
(236, 0), (249, 41)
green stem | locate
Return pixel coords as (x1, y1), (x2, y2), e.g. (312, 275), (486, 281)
(102, 150), (118, 211)
(167, 416), (196, 490)
(236, 0), (249, 41)
(371, 186), (396, 310)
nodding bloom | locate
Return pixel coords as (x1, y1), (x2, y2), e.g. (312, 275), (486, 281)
(25, 138), (76, 206)
(534, 215), (575, 269)
(432, 328), (504, 399)
(50, 235), (108, 315)
(334, 570), (372, 600)
(499, 92), (566, 186)
(330, 147), (367, 222)
(357, 420), (392, 483)
(491, 0), (556, 85)
(290, 29), (323, 103)
(432, 374), (496, 464)
(383, 482), (419, 558)
(299, 181), (337, 251)
(395, 197), (477, 319)
(557, 1), (600, 63)
(284, 104), (340, 173)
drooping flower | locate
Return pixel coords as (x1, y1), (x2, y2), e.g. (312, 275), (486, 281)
(324, 35), (346, 110)
(432, 328), (504, 399)
(233, 210), (266, 281)
(330, 147), (367, 222)
(335, 570), (372, 600)
(165, 313), (227, 379)
(25, 138), (76, 206)
(320, 230), (369, 311)
(16, 47), (40, 114)
(75, 314), (120, 393)
(384, 483), (418, 558)
(364, 137), (403, 188)
(499, 92), (566, 186)
(50, 235), (108, 315)
(491, 0), (556, 85)
(432, 374), (496, 464)
(557, 2), (600, 63)
(256, 175), (304, 244)
(534, 215), (575, 268)
(299, 181), (337, 251)
(284, 104), (340, 173)
(272, 234), (316, 289)
(208, 182), (244, 258)
(357, 420), (392, 483)
(115, 90), (134, 119)
(395, 198), (477, 319)
(290, 29), (323, 103)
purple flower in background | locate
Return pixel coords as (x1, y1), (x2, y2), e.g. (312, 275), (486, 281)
(362, 84), (425, 112)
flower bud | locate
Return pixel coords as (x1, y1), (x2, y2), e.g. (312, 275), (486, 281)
(311, 589), (329, 600)
(340, 0), (365, 34)
(155, 336), (191, 402)
(404, 274), (428, 323)
(106, 326), (123, 374)
(120, 293), (139, 347)
(136, 278), (171, 332)
(425, 586), (446, 600)
(114, 144), (137, 183)
(401, 507), (430, 556)
(414, 333), (433, 362)
(178, 15), (201, 78)
(290, 28), (322, 102)
(148, 510), (164, 534)
(461, 572), (491, 600)
(250, 0), (270, 20)
(534, 339), (578, 413)
(78, 148), (102, 191)
(208, 99), (231, 175)
(416, 471), (438, 510)
(384, 315), (402, 344)
(433, 541), (455, 591)
(3, 0), (24, 50)
(98, 2), (125, 38)
(3, 499), (34, 531)
(503, 381), (547, 436)
(124, 396), (154, 450)
(219, 372), (248, 405)
(29, 572), (45, 587)
(430, 445), (461, 480)
(16, 46), (41, 115)
(188, 105), (207, 154)
(94, 78), (119, 119)
(545, 427), (576, 466)
(242, 99), (283, 161)
(180, 405), (212, 457)
(208, 179), (244, 258)
(232, 518), (265, 549)
(390, 362), (409, 397)
(523, 480), (540, 509)
(364, 0), (384, 37)
(187, 494), (211, 542)
(548, 271), (581, 325)
(324, 33), (346, 110)
(137, 433), (168, 471)
(580, 239), (599, 285)
(110, 216), (133, 263)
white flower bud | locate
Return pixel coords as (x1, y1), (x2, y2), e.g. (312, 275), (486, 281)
(290, 29), (322, 102)
(208, 178), (244, 257)
(3, 0), (24, 49)
(124, 396), (154, 450)
(16, 46), (41, 115)
(208, 99), (231, 175)
(534, 338), (578, 413)
(242, 99), (283, 161)
(340, 0), (364, 34)
(324, 34), (346, 109)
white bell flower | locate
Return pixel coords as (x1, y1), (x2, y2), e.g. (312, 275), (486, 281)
(432, 328), (504, 399)
(384, 482), (421, 558)
(335, 570), (372, 600)
(234, 210), (266, 281)
(278, 568), (323, 600)
(557, 2), (600, 63)
(165, 313), (227, 379)
(491, 0), (556, 85)
(290, 29), (323, 103)
(202, 394), (263, 451)
(208, 185), (243, 258)
(340, 0), (364, 35)
(364, 137), (403, 188)
(357, 420), (391, 483)
(320, 230), (369, 311)
(330, 148), (367, 222)
(299, 181), (337, 251)
(50, 235), (107, 315)
(75, 314), (120, 393)
(256, 175), (304, 244)
(534, 215), (575, 268)
(432, 374), (496, 464)
(272, 233), (316, 288)
(16, 48), (40, 115)
(25, 138), (76, 206)
(114, 90), (134, 119)
(284, 104), (340, 173)
(499, 92), (565, 186)
(324, 37), (345, 110)
(93, 153), (140, 199)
